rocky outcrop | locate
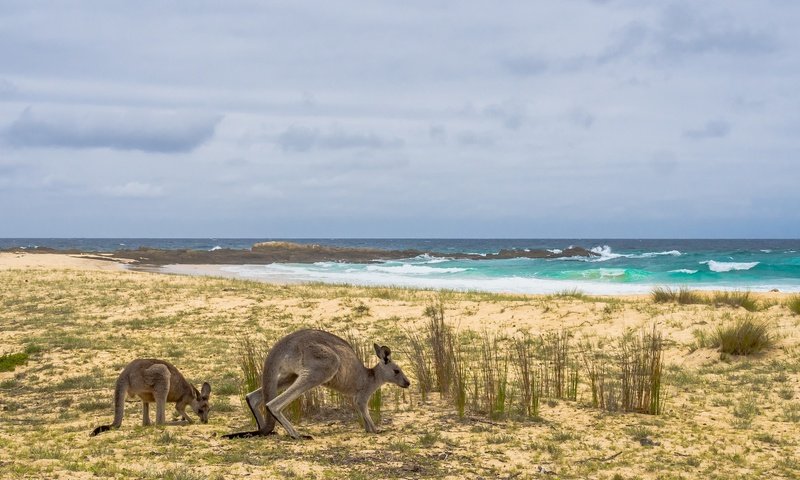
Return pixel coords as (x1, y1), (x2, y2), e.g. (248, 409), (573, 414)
(6, 242), (597, 265)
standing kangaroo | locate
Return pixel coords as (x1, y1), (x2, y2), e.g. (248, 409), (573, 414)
(90, 359), (211, 436)
(223, 329), (410, 440)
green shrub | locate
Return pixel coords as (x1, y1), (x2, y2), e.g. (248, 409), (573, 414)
(713, 316), (774, 355)
(0, 353), (29, 372)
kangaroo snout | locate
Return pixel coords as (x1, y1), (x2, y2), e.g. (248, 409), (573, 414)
(402, 379), (411, 388)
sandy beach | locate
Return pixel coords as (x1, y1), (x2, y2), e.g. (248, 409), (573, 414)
(1, 253), (799, 479)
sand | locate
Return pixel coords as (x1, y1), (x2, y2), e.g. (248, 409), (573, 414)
(1, 254), (799, 479)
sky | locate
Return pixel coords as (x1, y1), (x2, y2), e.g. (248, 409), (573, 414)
(1, 1), (799, 238)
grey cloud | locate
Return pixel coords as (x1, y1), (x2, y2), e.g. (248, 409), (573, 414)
(503, 55), (549, 77)
(100, 181), (164, 198)
(0, 78), (17, 97)
(457, 131), (494, 147)
(596, 22), (649, 64)
(484, 101), (526, 130)
(654, 4), (776, 59)
(429, 125), (447, 143)
(684, 120), (732, 139)
(5, 107), (221, 153)
(568, 108), (595, 129)
(276, 126), (404, 152)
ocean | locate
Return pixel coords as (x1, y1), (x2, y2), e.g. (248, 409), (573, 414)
(3, 238), (799, 294)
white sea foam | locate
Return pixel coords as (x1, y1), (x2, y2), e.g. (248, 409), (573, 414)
(547, 249), (563, 254)
(761, 249), (772, 253)
(192, 262), (800, 294)
(670, 269), (698, 274)
(365, 264), (467, 275)
(414, 254), (450, 264)
(701, 260), (759, 273)
(590, 245), (623, 261)
(217, 263), (652, 294)
(636, 250), (682, 258)
(209, 245), (222, 251)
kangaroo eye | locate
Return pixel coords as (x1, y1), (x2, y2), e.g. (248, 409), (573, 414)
(394, 369), (400, 375)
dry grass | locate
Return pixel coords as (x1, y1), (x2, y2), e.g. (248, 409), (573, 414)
(0, 266), (799, 479)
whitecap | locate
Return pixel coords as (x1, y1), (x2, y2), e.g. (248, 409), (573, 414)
(413, 254), (450, 264)
(547, 249), (563, 254)
(588, 245), (623, 261)
(635, 250), (682, 258)
(701, 260), (759, 273)
(366, 264), (467, 275)
(209, 245), (222, 251)
(669, 269), (698, 274)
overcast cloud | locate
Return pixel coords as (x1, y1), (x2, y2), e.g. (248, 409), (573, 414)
(1, 0), (798, 237)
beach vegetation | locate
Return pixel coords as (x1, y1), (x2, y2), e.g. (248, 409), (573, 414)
(712, 290), (759, 311)
(787, 295), (800, 315)
(0, 352), (28, 372)
(1, 267), (798, 479)
(712, 315), (775, 355)
(651, 286), (704, 305)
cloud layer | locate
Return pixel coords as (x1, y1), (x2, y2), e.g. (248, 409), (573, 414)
(5, 107), (221, 153)
(0, 1), (798, 237)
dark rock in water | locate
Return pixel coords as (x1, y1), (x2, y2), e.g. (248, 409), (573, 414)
(4, 241), (597, 265)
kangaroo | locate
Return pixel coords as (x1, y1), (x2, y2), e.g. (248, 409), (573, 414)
(90, 359), (211, 436)
(223, 329), (410, 440)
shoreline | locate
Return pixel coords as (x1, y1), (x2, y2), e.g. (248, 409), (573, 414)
(3, 252), (797, 297)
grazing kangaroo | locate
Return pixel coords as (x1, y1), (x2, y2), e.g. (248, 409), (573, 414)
(223, 329), (410, 440)
(90, 359), (211, 436)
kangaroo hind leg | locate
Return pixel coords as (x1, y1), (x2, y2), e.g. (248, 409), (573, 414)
(144, 364), (171, 425)
(267, 346), (340, 439)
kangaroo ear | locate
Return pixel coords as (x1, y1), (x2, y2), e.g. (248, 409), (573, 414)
(201, 382), (211, 399)
(374, 343), (391, 363)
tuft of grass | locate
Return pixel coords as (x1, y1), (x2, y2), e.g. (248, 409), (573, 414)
(512, 334), (540, 418)
(618, 325), (665, 415)
(0, 352), (28, 372)
(732, 396), (759, 429)
(713, 291), (758, 311)
(786, 295), (800, 315)
(651, 286), (705, 305)
(405, 331), (433, 402)
(553, 288), (586, 299)
(712, 316), (774, 355)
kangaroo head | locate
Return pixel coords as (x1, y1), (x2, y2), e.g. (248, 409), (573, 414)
(373, 343), (411, 389)
(191, 382), (212, 424)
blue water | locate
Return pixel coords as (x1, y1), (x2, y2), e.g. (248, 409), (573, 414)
(3, 238), (799, 294)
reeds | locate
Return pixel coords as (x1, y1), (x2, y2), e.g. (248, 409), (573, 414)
(477, 332), (509, 419)
(617, 325), (664, 414)
(538, 329), (577, 401)
(405, 331), (433, 401)
(512, 334), (540, 417)
(425, 298), (455, 395)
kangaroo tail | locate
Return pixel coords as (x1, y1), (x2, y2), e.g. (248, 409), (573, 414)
(90, 377), (127, 436)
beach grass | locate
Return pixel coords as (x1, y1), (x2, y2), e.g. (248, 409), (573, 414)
(0, 265), (799, 479)
(712, 315), (775, 355)
(787, 295), (800, 315)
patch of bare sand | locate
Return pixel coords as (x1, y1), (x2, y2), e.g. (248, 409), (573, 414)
(0, 252), (128, 271)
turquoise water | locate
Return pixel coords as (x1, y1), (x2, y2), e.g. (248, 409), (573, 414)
(3, 238), (799, 294)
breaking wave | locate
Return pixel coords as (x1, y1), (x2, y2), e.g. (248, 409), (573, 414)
(701, 260), (759, 273)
